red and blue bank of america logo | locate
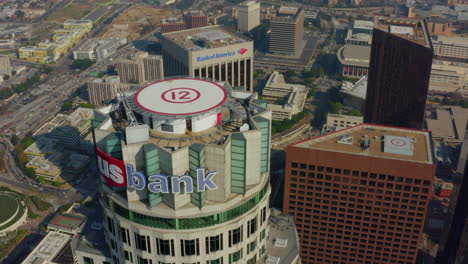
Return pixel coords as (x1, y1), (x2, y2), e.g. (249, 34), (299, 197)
(237, 48), (248, 55)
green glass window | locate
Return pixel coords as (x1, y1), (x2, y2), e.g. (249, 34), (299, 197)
(254, 116), (270, 173)
(108, 183), (269, 230)
(189, 144), (206, 208)
(144, 144), (161, 207)
(247, 255), (256, 264)
(231, 134), (246, 194)
(229, 249), (243, 264)
(83, 257), (94, 264)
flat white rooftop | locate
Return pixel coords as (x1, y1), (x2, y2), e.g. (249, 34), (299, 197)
(22, 231), (71, 264)
(134, 78), (228, 116)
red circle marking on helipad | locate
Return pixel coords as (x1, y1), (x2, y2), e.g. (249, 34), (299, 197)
(391, 139), (406, 146)
(134, 78), (228, 116)
(161, 88), (201, 104)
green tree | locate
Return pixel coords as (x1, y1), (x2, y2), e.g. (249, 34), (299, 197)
(329, 102), (343, 114)
(71, 59), (94, 71)
(78, 103), (95, 109)
(61, 102), (73, 112)
(11, 134), (19, 145)
(24, 167), (36, 178)
(15, 10), (25, 18)
(3, 74), (9, 80)
(346, 109), (363, 117)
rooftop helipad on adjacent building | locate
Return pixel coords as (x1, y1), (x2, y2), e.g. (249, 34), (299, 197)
(133, 78), (228, 116)
(292, 124), (434, 164)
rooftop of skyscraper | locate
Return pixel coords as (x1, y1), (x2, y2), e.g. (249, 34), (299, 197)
(292, 124), (434, 164)
(162, 25), (251, 50)
(273, 6), (303, 22)
(373, 16), (432, 48)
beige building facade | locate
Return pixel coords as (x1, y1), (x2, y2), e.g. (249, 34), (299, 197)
(269, 7), (304, 55)
(161, 25), (254, 91)
(87, 76), (121, 107)
(430, 61), (468, 97)
(116, 52), (164, 85)
(238, 1), (261, 33)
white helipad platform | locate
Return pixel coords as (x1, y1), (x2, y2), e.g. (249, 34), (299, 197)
(134, 78), (228, 116)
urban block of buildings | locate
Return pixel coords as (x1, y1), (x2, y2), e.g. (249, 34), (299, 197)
(116, 52), (164, 85)
(365, 17), (433, 130)
(321, 113), (363, 135)
(19, 20), (92, 63)
(161, 10), (208, 33)
(73, 38), (127, 61)
(237, 1), (261, 33)
(338, 20), (373, 78)
(25, 110), (95, 181)
(261, 71), (308, 120)
(254, 6), (316, 72)
(285, 124), (436, 264)
(161, 25), (254, 91)
(432, 35), (468, 63)
(75, 77), (300, 264)
(425, 105), (468, 143)
(430, 60), (468, 98)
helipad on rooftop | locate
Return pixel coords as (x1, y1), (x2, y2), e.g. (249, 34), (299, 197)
(133, 78), (228, 116)
(293, 124), (433, 164)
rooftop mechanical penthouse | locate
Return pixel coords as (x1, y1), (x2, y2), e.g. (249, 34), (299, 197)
(87, 78), (300, 264)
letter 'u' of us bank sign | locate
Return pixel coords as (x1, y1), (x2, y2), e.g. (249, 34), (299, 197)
(96, 148), (217, 194)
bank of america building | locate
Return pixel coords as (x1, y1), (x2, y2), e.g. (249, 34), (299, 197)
(160, 25), (254, 92)
(72, 78), (299, 264)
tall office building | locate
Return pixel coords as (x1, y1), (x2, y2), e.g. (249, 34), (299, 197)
(87, 76), (121, 107)
(238, 1), (261, 33)
(183, 10), (208, 29)
(284, 124), (436, 264)
(269, 6), (304, 55)
(161, 25), (254, 91)
(116, 52), (164, 85)
(364, 17), (433, 129)
(82, 78), (300, 264)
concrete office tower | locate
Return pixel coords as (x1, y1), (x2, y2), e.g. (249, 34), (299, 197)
(116, 52), (164, 85)
(88, 78), (300, 264)
(238, 1), (261, 33)
(183, 10), (208, 29)
(161, 25), (254, 91)
(0, 54), (11, 75)
(161, 17), (187, 33)
(87, 76), (121, 107)
(364, 17), (433, 130)
(284, 124), (436, 264)
(269, 6), (304, 55)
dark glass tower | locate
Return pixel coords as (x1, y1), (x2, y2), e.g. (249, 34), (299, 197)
(364, 17), (433, 129)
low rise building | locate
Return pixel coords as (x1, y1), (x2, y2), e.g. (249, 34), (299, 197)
(432, 36), (468, 62)
(48, 213), (86, 235)
(26, 153), (62, 181)
(0, 54), (11, 75)
(22, 231), (71, 264)
(430, 60), (468, 97)
(326, 113), (363, 130)
(267, 86), (308, 120)
(345, 20), (373, 46)
(19, 20), (92, 63)
(340, 75), (367, 112)
(262, 71), (303, 98)
(261, 72), (308, 120)
(161, 17), (186, 33)
(425, 106), (468, 143)
(73, 38), (126, 61)
(24, 137), (58, 161)
(337, 44), (370, 77)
